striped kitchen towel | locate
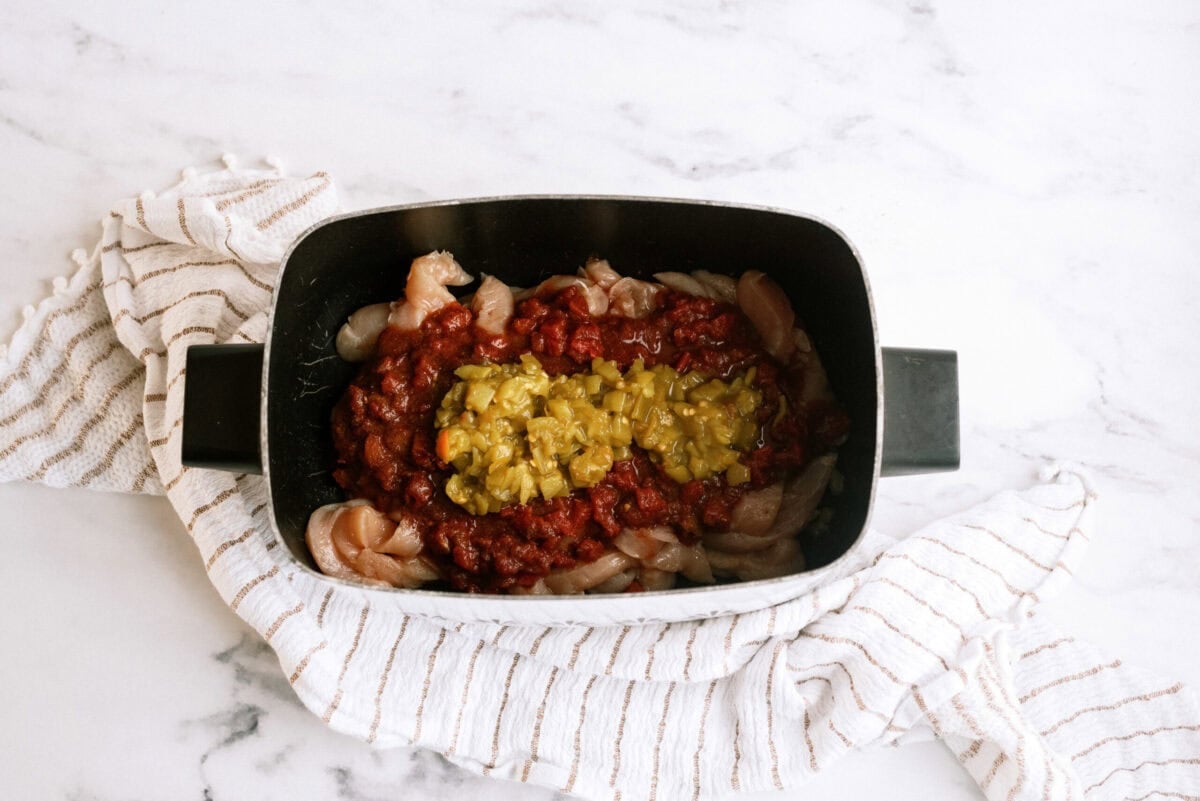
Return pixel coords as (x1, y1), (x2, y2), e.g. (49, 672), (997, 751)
(1, 159), (1197, 800)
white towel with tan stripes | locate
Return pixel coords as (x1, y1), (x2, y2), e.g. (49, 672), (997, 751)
(2, 161), (1198, 800)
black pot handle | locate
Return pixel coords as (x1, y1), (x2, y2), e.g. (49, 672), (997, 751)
(879, 347), (960, 477)
(181, 344), (265, 474)
(178, 342), (957, 478)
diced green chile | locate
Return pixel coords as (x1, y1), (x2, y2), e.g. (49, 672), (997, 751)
(435, 354), (762, 514)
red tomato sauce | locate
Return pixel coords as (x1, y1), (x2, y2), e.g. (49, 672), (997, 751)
(331, 286), (848, 592)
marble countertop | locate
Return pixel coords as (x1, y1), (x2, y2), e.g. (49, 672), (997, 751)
(2, 1), (1198, 798)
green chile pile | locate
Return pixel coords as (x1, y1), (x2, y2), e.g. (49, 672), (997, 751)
(435, 354), (764, 514)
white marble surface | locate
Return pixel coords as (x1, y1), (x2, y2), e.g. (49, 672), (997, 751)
(1, 1), (1198, 798)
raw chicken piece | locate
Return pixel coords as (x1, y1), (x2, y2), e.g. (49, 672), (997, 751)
(544, 551), (636, 594)
(608, 277), (662, 318)
(379, 510), (423, 557)
(470, 275), (515, 335)
(305, 500), (440, 589)
(764, 454), (837, 539)
(797, 348), (833, 405)
(636, 567), (677, 592)
(591, 569), (637, 594)
(335, 302), (391, 362)
(729, 482), (784, 536)
(705, 457), (836, 557)
(691, 271), (738, 303)
(653, 271), (710, 298)
(707, 538), (805, 581)
(612, 528), (713, 584)
(306, 500), (384, 582)
(702, 528), (788, 554)
(736, 270), (796, 362)
(613, 527), (668, 560)
(645, 542), (714, 584)
(352, 548), (440, 586)
(388, 251), (474, 331)
(583, 257), (622, 289)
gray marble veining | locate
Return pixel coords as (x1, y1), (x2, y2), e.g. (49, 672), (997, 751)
(1, 0), (1198, 798)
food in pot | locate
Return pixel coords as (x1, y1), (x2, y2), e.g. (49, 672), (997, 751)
(306, 252), (849, 594)
(435, 355), (763, 513)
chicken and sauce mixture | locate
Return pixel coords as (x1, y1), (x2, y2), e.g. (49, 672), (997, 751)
(307, 253), (848, 594)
